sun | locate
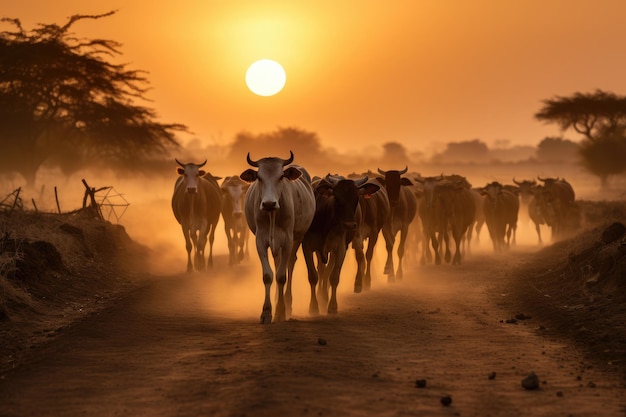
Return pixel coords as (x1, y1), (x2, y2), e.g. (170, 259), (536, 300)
(245, 59), (286, 96)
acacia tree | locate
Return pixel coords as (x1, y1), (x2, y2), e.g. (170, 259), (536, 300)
(535, 90), (626, 186)
(0, 12), (185, 187)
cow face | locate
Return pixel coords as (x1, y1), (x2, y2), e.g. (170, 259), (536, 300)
(221, 176), (248, 217)
(378, 172), (413, 206)
(317, 177), (380, 231)
(176, 161), (206, 194)
(240, 158), (302, 212)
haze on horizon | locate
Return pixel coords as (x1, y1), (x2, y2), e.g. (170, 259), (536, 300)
(4, 1), (626, 155)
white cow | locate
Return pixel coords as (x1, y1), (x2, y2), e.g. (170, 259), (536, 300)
(240, 151), (315, 324)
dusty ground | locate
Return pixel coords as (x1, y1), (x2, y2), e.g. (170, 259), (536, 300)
(0, 203), (625, 416)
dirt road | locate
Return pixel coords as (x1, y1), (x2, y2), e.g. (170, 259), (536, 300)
(0, 251), (624, 417)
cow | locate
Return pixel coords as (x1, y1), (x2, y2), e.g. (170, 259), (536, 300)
(376, 167), (418, 281)
(414, 175), (444, 265)
(434, 175), (476, 265)
(240, 151), (315, 324)
(220, 176), (250, 266)
(512, 178), (538, 232)
(171, 159), (222, 272)
(415, 175), (475, 265)
(528, 184), (548, 244)
(535, 177), (579, 240)
(347, 172), (390, 292)
(302, 174), (380, 315)
(480, 181), (519, 252)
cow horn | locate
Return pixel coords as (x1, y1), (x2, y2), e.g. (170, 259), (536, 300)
(537, 176), (546, 182)
(513, 177), (521, 185)
(354, 176), (369, 187)
(324, 174), (338, 185)
(283, 151), (294, 166)
(399, 166), (408, 175)
(246, 153), (259, 167)
(175, 158), (185, 167)
(198, 159), (207, 168)
(377, 168), (387, 176)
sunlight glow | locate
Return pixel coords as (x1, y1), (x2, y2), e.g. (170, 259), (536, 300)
(245, 59), (286, 96)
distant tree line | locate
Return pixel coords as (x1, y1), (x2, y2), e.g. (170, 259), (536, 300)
(1, 12), (625, 189)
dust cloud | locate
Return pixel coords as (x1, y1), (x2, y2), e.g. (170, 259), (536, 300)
(2, 158), (623, 321)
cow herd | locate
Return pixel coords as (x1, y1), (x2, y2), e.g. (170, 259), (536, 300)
(171, 153), (580, 324)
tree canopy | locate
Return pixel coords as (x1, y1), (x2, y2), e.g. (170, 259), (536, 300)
(535, 90), (626, 186)
(535, 89), (626, 141)
(0, 11), (185, 187)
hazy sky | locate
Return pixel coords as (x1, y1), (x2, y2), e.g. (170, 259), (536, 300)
(4, 1), (626, 154)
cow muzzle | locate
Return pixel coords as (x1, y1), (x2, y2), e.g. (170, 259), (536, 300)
(261, 201), (279, 211)
(186, 187), (198, 194)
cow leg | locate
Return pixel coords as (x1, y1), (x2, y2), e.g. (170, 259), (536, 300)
(182, 225), (194, 273)
(452, 231), (463, 265)
(327, 247), (347, 315)
(256, 240), (274, 324)
(352, 237), (365, 293)
(302, 245), (319, 315)
(284, 240), (301, 318)
(273, 242), (292, 323)
(206, 224), (216, 268)
(382, 226), (396, 281)
(395, 227), (409, 280)
(442, 232), (452, 264)
(316, 253), (329, 305)
(535, 223), (543, 244)
(364, 234), (378, 290)
(430, 233), (441, 265)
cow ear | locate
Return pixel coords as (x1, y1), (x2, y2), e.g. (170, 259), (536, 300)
(283, 167), (302, 181)
(375, 177), (386, 187)
(240, 169), (258, 183)
(400, 177), (413, 186)
(198, 170), (206, 177)
(360, 183), (380, 198)
(315, 183), (334, 197)
(177, 167), (185, 175)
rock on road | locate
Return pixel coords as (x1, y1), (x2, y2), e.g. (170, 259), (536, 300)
(0, 252), (624, 417)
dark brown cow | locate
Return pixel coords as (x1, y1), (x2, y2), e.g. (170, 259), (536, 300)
(535, 177), (580, 240)
(171, 159), (222, 272)
(347, 172), (390, 292)
(434, 175), (476, 265)
(302, 175), (380, 315)
(480, 181), (519, 252)
(414, 175), (444, 265)
(377, 167), (418, 281)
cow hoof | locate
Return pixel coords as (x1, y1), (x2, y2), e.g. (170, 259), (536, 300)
(260, 312), (272, 324)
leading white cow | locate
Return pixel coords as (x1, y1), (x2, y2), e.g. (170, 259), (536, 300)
(240, 151), (315, 324)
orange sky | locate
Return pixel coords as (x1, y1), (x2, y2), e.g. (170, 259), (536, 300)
(4, 1), (626, 155)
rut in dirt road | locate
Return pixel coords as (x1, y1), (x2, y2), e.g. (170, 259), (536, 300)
(0, 254), (624, 417)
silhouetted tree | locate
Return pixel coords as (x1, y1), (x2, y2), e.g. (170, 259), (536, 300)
(535, 90), (626, 141)
(535, 90), (626, 187)
(0, 12), (185, 187)
(578, 126), (626, 188)
(229, 126), (324, 169)
(379, 141), (409, 169)
(536, 137), (579, 163)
